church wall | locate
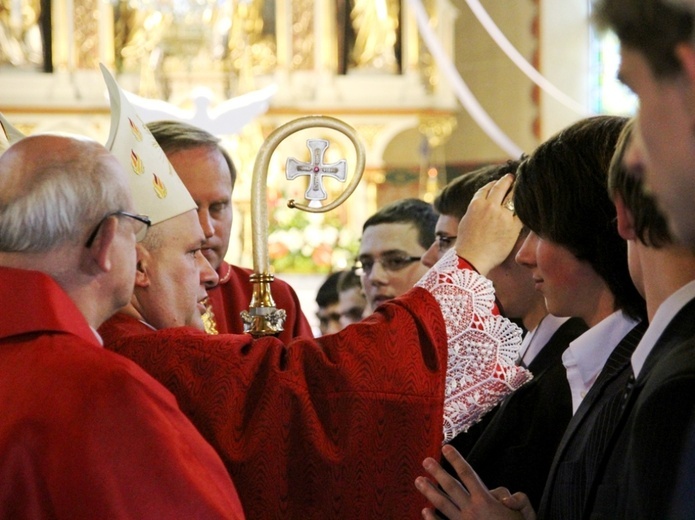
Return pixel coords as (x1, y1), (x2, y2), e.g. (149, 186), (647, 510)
(538, 0), (591, 139)
(442, 0), (593, 168)
(443, 0), (539, 165)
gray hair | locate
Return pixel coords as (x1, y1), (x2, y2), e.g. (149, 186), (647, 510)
(0, 143), (129, 253)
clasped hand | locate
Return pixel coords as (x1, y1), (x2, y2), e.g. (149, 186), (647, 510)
(414, 444), (536, 520)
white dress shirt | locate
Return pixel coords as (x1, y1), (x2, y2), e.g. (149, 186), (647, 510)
(519, 314), (570, 366)
(562, 310), (640, 414)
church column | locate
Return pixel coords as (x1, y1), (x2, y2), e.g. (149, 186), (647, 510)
(275, 0), (291, 75)
(418, 115), (457, 201)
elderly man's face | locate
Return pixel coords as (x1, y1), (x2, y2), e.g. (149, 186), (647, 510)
(136, 210), (218, 330)
(619, 44), (695, 248)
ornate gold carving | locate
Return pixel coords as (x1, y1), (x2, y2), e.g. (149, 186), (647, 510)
(291, 0), (314, 70)
(418, 115), (457, 148)
(0, 0), (42, 67)
(74, 0), (100, 69)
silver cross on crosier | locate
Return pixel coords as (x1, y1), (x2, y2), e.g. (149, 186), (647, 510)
(285, 139), (347, 208)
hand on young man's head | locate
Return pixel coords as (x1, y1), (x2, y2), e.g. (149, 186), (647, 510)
(455, 174), (523, 276)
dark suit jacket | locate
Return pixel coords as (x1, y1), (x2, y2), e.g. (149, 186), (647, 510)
(670, 414), (695, 520)
(458, 317), (588, 510)
(586, 298), (695, 520)
(538, 320), (647, 520)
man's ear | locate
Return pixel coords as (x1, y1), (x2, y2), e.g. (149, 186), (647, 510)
(134, 243), (151, 288)
(614, 194), (637, 241)
(88, 217), (118, 273)
(676, 43), (695, 121)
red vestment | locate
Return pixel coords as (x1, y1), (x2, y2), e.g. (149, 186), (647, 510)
(0, 266), (244, 519)
(207, 261), (313, 340)
(101, 289), (448, 519)
(101, 250), (531, 518)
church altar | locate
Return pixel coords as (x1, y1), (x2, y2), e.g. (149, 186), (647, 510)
(0, 0), (459, 271)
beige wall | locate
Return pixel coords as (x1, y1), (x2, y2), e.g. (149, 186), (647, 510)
(538, 0), (592, 138)
(442, 0), (591, 167)
(444, 0), (539, 164)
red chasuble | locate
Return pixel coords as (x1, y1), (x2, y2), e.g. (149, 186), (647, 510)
(101, 287), (448, 519)
(207, 261), (314, 340)
(0, 266), (244, 519)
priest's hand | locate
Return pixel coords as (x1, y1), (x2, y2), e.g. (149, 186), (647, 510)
(414, 444), (535, 520)
(455, 174), (522, 276)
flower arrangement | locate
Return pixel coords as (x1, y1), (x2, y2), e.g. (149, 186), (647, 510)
(267, 188), (359, 274)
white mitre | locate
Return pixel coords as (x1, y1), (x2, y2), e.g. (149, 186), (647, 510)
(100, 64), (196, 225)
(0, 113), (25, 147)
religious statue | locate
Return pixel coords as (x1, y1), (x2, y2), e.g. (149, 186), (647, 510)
(349, 0), (400, 73)
(0, 0), (42, 68)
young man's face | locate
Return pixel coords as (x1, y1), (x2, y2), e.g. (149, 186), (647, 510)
(169, 145), (233, 271)
(421, 214), (459, 268)
(619, 44), (695, 248)
(316, 301), (342, 336)
(515, 231), (607, 327)
(338, 285), (367, 328)
(358, 222), (429, 310)
(489, 230), (543, 325)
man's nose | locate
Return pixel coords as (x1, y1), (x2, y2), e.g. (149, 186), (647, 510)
(367, 260), (390, 283)
(199, 252), (219, 288)
(198, 209), (214, 239)
(421, 242), (440, 268)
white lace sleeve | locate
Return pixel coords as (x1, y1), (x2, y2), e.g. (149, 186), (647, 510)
(416, 248), (532, 443)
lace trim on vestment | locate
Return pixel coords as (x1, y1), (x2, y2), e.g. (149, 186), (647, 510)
(416, 248), (532, 443)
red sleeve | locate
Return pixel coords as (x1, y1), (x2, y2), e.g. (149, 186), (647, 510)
(103, 288), (447, 519)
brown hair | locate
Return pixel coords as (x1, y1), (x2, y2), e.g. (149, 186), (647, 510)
(514, 115), (645, 320)
(607, 119), (673, 247)
(434, 160), (521, 220)
(594, 0), (695, 78)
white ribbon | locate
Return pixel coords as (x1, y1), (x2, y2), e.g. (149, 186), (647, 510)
(464, 0), (589, 116)
(406, 0), (524, 158)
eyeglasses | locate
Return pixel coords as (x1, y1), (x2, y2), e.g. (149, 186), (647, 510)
(435, 234), (457, 253)
(354, 253), (422, 276)
(85, 210), (152, 248)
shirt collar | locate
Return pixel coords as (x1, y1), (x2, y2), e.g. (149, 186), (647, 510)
(520, 314), (570, 366)
(563, 310), (640, 413)
(632, 279), (695, 377)
(90, 326), (104, 346)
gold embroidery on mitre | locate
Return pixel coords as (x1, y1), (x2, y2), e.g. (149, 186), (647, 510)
(152, 173), (168, 199)
(129, 118), (143, 142)
(130, 150), (145, 175)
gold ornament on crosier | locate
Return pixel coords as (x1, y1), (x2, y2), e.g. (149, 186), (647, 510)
(201, 298), (219, 335)
(242, 116), (365, 337)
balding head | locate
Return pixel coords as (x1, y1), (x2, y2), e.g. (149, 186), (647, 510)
(0, 135), (141, 327)
(0, 135), (131, 253)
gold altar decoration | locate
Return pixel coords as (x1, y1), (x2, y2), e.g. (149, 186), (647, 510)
(241, 115), (366, 337)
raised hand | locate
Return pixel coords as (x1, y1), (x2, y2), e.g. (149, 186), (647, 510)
(455, 174), (523, 276)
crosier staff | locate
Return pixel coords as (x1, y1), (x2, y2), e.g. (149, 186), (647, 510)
(242, 115), (366, 337)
